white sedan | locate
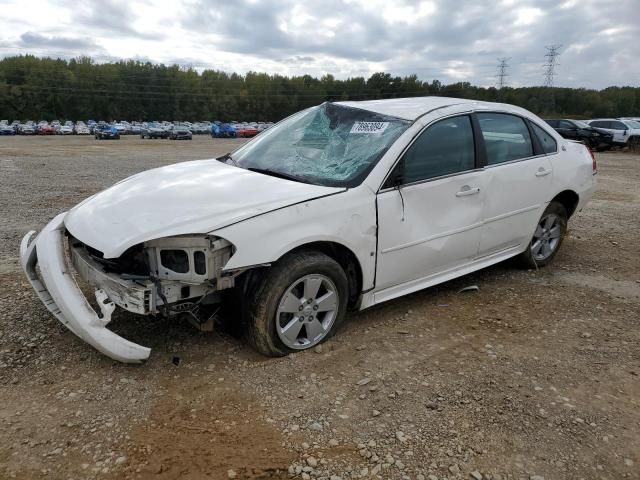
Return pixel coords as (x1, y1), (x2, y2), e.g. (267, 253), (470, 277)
(20, 97), (596, 362)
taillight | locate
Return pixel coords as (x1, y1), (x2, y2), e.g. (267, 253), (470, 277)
(587, 146), (597, 174)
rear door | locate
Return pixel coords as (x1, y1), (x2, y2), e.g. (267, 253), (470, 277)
(476, 113), (555, 257)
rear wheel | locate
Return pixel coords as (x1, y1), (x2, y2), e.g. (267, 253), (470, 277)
(519, 201), (568, 268)
(244, 251), (349, 356)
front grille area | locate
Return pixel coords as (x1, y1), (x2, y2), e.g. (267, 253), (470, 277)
(69, 236), (150, 276)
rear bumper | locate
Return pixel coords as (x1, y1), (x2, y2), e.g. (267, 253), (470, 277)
(20, 213), (151, 363)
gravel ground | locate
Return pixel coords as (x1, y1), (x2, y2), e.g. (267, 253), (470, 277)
(0, 135), (638, 480)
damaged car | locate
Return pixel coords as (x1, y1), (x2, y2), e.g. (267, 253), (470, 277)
(21, 97), (596, 363)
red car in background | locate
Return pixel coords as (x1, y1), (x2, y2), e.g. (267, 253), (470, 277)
(236, 126), (259, 137)
(38, 125), (56, 135)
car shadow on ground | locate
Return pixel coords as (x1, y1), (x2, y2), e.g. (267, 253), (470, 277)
(102, 259), (521, 366)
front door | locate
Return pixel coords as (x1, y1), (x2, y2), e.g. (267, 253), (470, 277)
(376, 115), (486, 294)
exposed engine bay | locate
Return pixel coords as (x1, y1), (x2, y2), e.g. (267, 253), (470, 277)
(68, 234), (239, 329)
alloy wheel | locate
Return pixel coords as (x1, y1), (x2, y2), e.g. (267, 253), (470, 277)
(275, 274), (339, 349)
(531, 213), (563, 262)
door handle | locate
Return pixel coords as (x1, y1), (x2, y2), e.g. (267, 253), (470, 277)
(456, 186), (480, 197)
(536, 168), (552, 177)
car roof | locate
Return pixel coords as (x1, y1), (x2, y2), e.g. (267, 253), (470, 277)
(336, 96), (492, 121)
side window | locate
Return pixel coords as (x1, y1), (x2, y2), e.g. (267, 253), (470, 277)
(558, 120), (575, 129)
(590, 121), (607, 128)
(611, 121), (627, 130)
(400, 116), (475, 184)
(545, 120), (558, 128)
(477, 113), (534, 165)
(531, 123), (557, 154)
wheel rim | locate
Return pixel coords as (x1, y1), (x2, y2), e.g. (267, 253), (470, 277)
(531, 213), (563, 262)
(276, 274), (339, 349)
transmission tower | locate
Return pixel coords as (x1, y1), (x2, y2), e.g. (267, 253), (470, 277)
(496, 57), (510, 89)
(543, 45), (562, 87)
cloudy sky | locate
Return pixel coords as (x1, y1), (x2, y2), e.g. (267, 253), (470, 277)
(1, 0), (638, 89)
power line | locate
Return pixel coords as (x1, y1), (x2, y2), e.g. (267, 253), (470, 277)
(495, 57), (510, 89)
(543, 44), (562, 88)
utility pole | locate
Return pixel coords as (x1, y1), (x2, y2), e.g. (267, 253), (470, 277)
(542, 44), (562, 113)
(496, 57), (510, 89)
(543, 44), (562, 88)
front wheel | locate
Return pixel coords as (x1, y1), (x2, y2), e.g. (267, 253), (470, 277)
(244, 251), (349, 356)
(519, 201), (568, 268)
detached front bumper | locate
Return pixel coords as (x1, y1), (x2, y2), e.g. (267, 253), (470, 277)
(20, 213), (151, 363)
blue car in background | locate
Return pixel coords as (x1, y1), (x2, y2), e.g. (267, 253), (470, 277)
(94, 125), (120, 140)
(211, 123), (237, 138)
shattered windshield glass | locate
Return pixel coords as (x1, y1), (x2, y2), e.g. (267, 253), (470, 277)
(231, 102), (411, 187)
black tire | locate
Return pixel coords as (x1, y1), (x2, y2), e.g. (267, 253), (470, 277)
(244, 250), (349, 356)
(518, 201), (568, 268)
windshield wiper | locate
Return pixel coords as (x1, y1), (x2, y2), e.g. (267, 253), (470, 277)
(216, 152), (238, 166)
(247, 167), (309, 184)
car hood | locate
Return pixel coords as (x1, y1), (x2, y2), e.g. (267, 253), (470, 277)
(64, 159), (344, 258)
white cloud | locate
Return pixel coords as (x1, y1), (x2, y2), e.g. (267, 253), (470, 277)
(514, 7), (544, 26)
(0, 0), (638, 89)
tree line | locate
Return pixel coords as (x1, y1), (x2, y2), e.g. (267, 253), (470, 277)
(0, 55), (638, 122)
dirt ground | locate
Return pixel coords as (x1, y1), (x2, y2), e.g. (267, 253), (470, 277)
(0, 135), (638, 480)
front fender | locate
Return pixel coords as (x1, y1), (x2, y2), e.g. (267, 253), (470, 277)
(212, 188), (377, 290)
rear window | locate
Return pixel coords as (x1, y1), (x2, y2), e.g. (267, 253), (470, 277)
(530, 123), (557, 154)
(476, 113), (534, 165)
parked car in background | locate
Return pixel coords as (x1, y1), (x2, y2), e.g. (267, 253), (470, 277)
(94, 125), (120, 140)
(0, 124), (16, 135)
(18, 124), (36, 135)
(169, 126), (192, 140)
(545, 119), (613, 151)
(112, 123), (130, 135)
(584, 119), (640, 148)
(38, 125), (56, 135)
(76, 125), (91, 135)
(58, 125), (74, 135)
(20, 96), (596, 363)
(236, 124), (259, 137)
(211, 123), (237, 138)
(188, 123), (208, 134)
(141, 123), (169, 139)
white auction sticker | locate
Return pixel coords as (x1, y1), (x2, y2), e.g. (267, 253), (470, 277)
(350, 121), (389, 134)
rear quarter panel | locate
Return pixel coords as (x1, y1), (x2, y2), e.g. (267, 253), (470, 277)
(550, 140), (596, 212)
